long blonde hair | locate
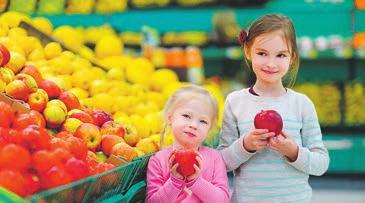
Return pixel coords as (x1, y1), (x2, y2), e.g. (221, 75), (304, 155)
(160, 85), (219, 148)
(242, 14), (300, 87)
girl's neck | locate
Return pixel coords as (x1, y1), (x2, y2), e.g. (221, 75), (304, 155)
(173, 143), (200, 151)
(253, 82), (286, 97)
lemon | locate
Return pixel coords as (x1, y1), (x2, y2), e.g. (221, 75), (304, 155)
(44, 42), (62, 59)
(1, 11), (30, 28)
(8, 27), (27, 39)
(53, 26), (84, 51)
(145, 112), (164, 134)
(28, 48), (45, 61)
(126, 57), (154, 85)
(78, 45), (95, 60)
(98, 55), (131, 70)
(150, 68), (179, 92)
(130, 114), (150, 139)
(31, 17), (53, 35)
(68, 87), (89, 100)
(0, 17), (9, 37)
(20, 36), (42, 57)
(106, 67), (124, 80)
(95, 35), (123, 59)
(90, 67), (106, 80)
(71, 70), (94, 90)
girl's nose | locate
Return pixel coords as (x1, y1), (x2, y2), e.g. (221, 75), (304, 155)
(189, 121), (198, 129)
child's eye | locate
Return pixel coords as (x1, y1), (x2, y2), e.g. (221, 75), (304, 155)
(182, 114), (190, 119)
(256, 52), (266, 56)
(277, 53), (287, 58)
(200, 120), (208, 125)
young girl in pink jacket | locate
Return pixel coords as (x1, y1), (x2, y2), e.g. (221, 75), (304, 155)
(146, 85), (229, 203)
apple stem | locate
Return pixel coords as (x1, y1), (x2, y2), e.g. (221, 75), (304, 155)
(281, 131), (287, 138)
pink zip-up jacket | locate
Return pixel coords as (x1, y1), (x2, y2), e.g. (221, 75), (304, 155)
(146, 146), (230, 203)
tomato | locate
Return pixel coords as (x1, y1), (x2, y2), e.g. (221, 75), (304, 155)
(0, 143), (31, 171)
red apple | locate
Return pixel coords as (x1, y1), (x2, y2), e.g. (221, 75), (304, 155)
(68, 109), (94, 124)
(15, 73), (38, 93)
(0, 67), (15, 84)
(20, 125), (51, 152)
(174, 149), (198, 178)
(101, 134), (125, 156)
(74, 123), (102, 150)
(58, 91), (81, 111)
(0, 169), (27, 197)
(111, 142), (138, 161)
(20, 65), (43, 85)
(62, 118), (83, 134)
(39, 80), (61, 99)
(65, 157), (90, 181)
(24, 173), (41, 195)
(43, 105), (66, 129)
(0, 43), (10, 66)
(64, 136), (88, 160)
(24, 173), (40, 195)
(100, 121), (125, 137)
(0, 101), (14, 128)
(254, 110), (283, 136)
(30, 110), (46, 128)
(42, 165), (73, 189)
(13, 111), (46, 129)
(0, 143), (31, 171)
(91, 110), (113, 127)
(5, 79), (30, 101)
(28, 88), (49, 112)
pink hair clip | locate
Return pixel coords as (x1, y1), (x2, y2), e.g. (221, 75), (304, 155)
(238, 29), (248, 46)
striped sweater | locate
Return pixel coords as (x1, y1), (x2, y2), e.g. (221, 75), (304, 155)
(218, 88), (329, 203)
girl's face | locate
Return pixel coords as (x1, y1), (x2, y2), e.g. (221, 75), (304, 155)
(246, 31), (292, 86)
(168, 98), (213, 149)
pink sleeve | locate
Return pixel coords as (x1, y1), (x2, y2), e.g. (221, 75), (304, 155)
(188, 152), (230, 202)
(145, 154), (184, 203)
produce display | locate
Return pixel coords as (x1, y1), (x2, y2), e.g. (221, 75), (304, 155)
(0, 11), (225, 199)
(0, 0), (365, 200)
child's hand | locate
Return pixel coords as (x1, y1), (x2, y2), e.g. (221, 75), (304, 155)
(168, 150), (184, 180)
(243, 129), (275, 152)
(186, 151), (203, 182)
(269, 131), (299, 161)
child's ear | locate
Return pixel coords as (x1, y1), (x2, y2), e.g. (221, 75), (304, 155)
(166, 114), (172, 125)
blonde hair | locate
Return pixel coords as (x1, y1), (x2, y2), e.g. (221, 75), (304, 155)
(243, 14), (300, 87)
(160, 85), (219, 148)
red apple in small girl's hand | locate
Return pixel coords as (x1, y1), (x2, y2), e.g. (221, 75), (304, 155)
(174, 149), (198, 178)
(254, 110), (284, 137)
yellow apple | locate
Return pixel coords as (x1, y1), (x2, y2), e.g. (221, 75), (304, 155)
(136, 138), (159, 154)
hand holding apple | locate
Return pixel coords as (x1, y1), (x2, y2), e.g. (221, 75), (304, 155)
(168, 150), (184, 180)
(185, 153), (203, 182)
(243, 129), (275, 152)
(172, 149), (199, 179)
(268, 131), (299, 161)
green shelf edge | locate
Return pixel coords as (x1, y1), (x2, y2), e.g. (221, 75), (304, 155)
(33, 1), (354, 37)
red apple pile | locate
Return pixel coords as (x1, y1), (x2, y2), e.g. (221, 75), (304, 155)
(254, 110), (283, 136)
(0, 101), (118, 197)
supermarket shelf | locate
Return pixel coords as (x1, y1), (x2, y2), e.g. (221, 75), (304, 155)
(323, 134), (365, 173)
(35, 1), (354, 37)
(355, 10), (365, 32)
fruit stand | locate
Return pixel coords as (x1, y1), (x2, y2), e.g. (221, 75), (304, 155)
(1, 0), (365, 202)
